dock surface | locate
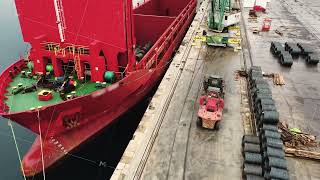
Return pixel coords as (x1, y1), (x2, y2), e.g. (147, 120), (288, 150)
(112, 1), (244, 179)
(243, 0), (320, 179)
(112, 0), (320, 179)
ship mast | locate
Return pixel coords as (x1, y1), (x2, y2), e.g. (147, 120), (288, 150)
(53, 0), (66, 42)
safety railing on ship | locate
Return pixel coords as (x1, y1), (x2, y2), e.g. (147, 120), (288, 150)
(135, 0), (196, 70)
(0, 60), (26, 113)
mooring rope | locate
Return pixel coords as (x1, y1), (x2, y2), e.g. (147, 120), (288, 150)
(8, 121), (27, 180)
(37, 110), (46, 180)
(7, 87), (27, 180)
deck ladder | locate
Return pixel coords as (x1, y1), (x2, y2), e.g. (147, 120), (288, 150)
(74, 55), (82, 79)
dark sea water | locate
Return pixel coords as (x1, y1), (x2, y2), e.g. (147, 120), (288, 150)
(0, 1), (151, 180)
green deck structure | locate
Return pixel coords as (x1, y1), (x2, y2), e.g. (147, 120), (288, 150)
(5, 72), (104, 113)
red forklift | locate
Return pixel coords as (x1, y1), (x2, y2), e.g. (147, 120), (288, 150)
(197, 75), (225, 130)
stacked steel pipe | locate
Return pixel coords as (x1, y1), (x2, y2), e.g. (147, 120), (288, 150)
(270, 42), (293, 67)
(242, 66), (289, 180)
(270, 41), (319, 66)
(297, 43), (320, 65)
(242, 135), (264, 180)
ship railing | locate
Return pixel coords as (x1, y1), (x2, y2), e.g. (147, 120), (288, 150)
(114, 72), (125, 80)
(113, 66), (127, 81)
(0, 59), (26, 113)
(135, 0), (196, 70)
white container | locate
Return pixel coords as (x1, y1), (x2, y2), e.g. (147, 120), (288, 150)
(255, 0), (268, 9)
(243, 0), (256, 8)
(224, 12), (241, 27)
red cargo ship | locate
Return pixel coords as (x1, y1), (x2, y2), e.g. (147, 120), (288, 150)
(0, 0), (196, 176)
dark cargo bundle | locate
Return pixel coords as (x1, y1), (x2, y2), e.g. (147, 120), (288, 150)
(244, 152), (263, 164)
(243, 135), (261, 145)
(261, 124), (278, 132)
(243, 143), (261, 154)
(260, 111), (279, 124)
(263, 138), (284, 149)
(264, 167), (289, 180)
(265, 157), (288, 170)
(263, 146), (286, 159)
(243, 163), (263, 176)
(261, 130), (281, 139)
(245, 67), (289, 179)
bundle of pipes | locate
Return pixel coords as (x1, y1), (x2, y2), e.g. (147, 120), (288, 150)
(242, 135), (264, 180)
(270, 42), (293, 67)
(242, 66), (290, 180)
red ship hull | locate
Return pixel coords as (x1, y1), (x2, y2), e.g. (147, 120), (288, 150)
(0, 0), (196, 176)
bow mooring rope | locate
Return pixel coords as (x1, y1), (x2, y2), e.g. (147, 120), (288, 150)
(7, 89), (27, 180)
(37, 109), (46, 180)
(8, 121), (27, 180)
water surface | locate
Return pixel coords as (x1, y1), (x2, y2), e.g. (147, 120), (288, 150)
(0, 1), (34, 179)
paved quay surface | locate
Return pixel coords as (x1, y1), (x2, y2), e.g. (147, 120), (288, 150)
(112, 0), (245, 179)
(243, 0), (320, 179)
(112, 0), (320, 180)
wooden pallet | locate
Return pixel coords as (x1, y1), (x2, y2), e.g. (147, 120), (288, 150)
(273, 73), (285, 86)
(285, 148), (320, 160)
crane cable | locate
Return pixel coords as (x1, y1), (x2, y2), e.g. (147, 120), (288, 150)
(37, 109), (46, 180)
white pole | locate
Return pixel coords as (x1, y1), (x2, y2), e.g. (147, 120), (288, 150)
(53, 0), (65, 42)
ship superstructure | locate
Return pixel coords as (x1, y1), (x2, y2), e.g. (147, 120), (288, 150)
(0, 0), (196, 176)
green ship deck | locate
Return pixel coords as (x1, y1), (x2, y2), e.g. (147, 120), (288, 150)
(5, 71), (105, 113)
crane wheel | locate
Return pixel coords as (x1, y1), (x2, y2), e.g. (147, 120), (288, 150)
(214, 121), (220, 130)
(197, 117), (202, 127)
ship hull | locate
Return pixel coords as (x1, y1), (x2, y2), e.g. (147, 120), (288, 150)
(0, 0), (197, 176)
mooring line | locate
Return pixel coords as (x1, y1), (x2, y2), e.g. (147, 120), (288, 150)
(37, 110), (46, 180)
(8, 121), (27, 180)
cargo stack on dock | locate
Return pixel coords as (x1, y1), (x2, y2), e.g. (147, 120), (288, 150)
(242, 66), (289, 180)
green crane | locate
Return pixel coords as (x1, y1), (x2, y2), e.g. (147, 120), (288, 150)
(208, 0), (231, 32)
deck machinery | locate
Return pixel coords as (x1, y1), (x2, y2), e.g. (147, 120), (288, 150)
(207, 0), (241, 47)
